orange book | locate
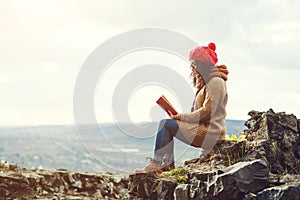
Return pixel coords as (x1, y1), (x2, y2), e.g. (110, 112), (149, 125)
(156, 95), (178, 115)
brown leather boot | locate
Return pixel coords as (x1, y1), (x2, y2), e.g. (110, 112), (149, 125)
(161, 156), (175, 172)
(133, 157), (163, 173)
(161, 162), (175, 172)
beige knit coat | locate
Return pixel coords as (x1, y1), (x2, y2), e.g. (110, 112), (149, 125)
(177, 77), (227, 148)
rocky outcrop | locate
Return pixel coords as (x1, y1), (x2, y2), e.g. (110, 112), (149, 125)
(126, 160), (269, 200)
(183, 159), (268, 199)
(255, 182), (300, 200)
(0, 167), (128, 199)
(128, 109), (300, 199)
(126, 172), (176, 199)
(244, 109), (300, 174)
(1, 109), (300, 199)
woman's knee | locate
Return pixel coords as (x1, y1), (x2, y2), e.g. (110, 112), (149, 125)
(158, 119), (169, 131)
(159, 119), (175, 127)
(159, 119), (168, 127)
(158, 119), (178, 137)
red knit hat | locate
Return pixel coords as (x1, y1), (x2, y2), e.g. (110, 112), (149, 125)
(189, 42), (218, 64)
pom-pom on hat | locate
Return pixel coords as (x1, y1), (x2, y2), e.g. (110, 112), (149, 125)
(189, 42), (218, 64)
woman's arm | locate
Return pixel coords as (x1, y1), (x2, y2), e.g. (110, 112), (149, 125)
(169, 78), (226, 123)
(168, 111), (182, 120)
(180, 89), (211, 123)
(168, 87), (211, 122)
(174, 78), (226, 123)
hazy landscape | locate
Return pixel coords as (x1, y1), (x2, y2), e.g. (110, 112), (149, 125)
(0, 120), (245, 174)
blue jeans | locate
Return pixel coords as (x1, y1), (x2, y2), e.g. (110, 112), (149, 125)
(154, 119), (190, 163)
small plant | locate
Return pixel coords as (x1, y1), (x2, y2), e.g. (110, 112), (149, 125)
(226, 133), (247, 142)
(226, 134), (237, 141)
(162, 168), (188, 184)
(176, 175), (188, 184)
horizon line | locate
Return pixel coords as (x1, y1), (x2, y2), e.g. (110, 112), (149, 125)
(0, 118), (246, 128)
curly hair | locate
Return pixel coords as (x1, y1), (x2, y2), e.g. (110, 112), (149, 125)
(190, 60), (214, 88)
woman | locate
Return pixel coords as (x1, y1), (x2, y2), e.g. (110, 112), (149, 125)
(134, 43), (229, 173)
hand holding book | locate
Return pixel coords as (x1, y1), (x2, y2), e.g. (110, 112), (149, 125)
(156, 95), (181, 120)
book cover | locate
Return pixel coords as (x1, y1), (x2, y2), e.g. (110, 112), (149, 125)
(156, 95), (178, 115)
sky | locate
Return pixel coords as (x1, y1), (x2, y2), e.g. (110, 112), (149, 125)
(1, 0), (300, 126)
